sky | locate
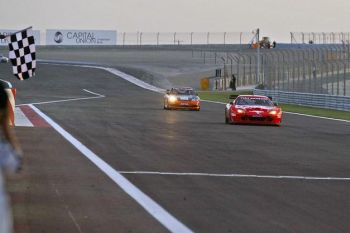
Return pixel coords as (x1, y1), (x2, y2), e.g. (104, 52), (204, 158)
(1, 0), (350, 42)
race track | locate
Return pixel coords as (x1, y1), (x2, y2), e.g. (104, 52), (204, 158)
(3, 62), (350, 233)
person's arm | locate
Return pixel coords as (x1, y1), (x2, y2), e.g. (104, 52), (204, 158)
(1, 108), (22, 156)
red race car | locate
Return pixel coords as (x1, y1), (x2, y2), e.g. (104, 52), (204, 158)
(225, 95), (282, 125)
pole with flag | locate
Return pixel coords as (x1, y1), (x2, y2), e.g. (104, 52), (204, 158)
(0, 27), (36, 80)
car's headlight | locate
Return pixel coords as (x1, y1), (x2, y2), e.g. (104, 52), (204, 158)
(236, 109), (245, 114)
(168, 95), (177, 103)
(269, 110), (277, 115)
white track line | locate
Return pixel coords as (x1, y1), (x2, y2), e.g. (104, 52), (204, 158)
(29, 104), (193, 233)
(82, 89), (104, 97)
(76, 64), (165, 93)
(16, 89), (105, 107)
(284, 111), (350, 123)
(201, 100), (226, 105)
(14, 107), (34, 127)
(118, 171), (350, 181)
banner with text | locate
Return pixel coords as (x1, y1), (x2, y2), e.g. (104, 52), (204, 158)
(46, 30), (117, 45)
(0, 29), (41, 46)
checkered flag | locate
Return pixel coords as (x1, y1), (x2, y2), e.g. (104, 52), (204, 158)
(8, 27), (36, 80)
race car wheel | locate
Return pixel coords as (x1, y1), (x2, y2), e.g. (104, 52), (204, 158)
(164, 102), (169, 110)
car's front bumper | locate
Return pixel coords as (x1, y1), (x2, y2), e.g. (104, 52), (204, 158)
(168, 100), (200, 110)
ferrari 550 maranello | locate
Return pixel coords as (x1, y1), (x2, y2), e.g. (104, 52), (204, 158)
(225, 95), (282, 125)
(164, 87), (200, 111)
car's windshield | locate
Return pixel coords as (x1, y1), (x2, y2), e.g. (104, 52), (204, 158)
(171, 89), (195, 95)
(236, 97), (273, 106)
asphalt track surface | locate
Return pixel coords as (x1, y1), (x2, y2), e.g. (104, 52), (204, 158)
(2, 62), (350, 233)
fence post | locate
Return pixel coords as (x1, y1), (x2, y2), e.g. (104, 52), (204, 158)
(157, 32), (159, 46)
(256, 29), (261, 84)
(140, 32), (143, 46)
(224, 32), (226, 45)
(343, 62), (346, 96)
(190, 32), (193, 45)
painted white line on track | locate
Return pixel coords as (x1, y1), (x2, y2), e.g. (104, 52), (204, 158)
(82, 89), (104, 97)
(14, 107), (34, 127)
(29, 104), (193, 233)
(76, 64), (166, 93)
(118, 171), (350, 181)
(202, 100), (225, 105)
(284, 111), (350, 123)
(16, 89), (105, 107)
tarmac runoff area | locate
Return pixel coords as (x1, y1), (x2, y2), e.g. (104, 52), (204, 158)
(34, 47), (223, 90)
(0, 48), (350, 232)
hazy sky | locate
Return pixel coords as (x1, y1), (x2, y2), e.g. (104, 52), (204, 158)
(1, 0), (350, 42)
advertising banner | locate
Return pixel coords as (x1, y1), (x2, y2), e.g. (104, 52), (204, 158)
(0, 29), (41, 46)
(46, 29), (117, 45)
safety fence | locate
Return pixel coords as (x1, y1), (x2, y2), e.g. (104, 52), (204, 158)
(253, 89), (350, 111)
(201, 43), (350, 97)
(291, 32), (350, 44)
(118, 31), (256, 46)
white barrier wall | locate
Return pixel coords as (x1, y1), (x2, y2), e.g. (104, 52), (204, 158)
(46, 30), (117, 45)
(0, 29), (41, 46)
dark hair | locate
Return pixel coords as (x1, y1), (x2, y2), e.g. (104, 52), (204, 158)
(0, 82), (8, 110)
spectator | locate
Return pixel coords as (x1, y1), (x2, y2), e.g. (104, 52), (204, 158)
(0, 82), (22, 233)
(230, 74), (236, 90)
(272, 41), (277, 48)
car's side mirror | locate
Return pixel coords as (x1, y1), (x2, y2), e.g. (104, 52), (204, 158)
(230, 101), (233, 105)
(274, 102), (278, 106)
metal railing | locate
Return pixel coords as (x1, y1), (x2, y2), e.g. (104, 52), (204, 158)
(118, 31), (257, 46)
(253, 89), (350, 111)
(202, 43), (350, 97)
(291, 32), (350, 44)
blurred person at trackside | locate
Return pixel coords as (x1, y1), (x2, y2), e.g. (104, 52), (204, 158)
(0, 82), (22, 233)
